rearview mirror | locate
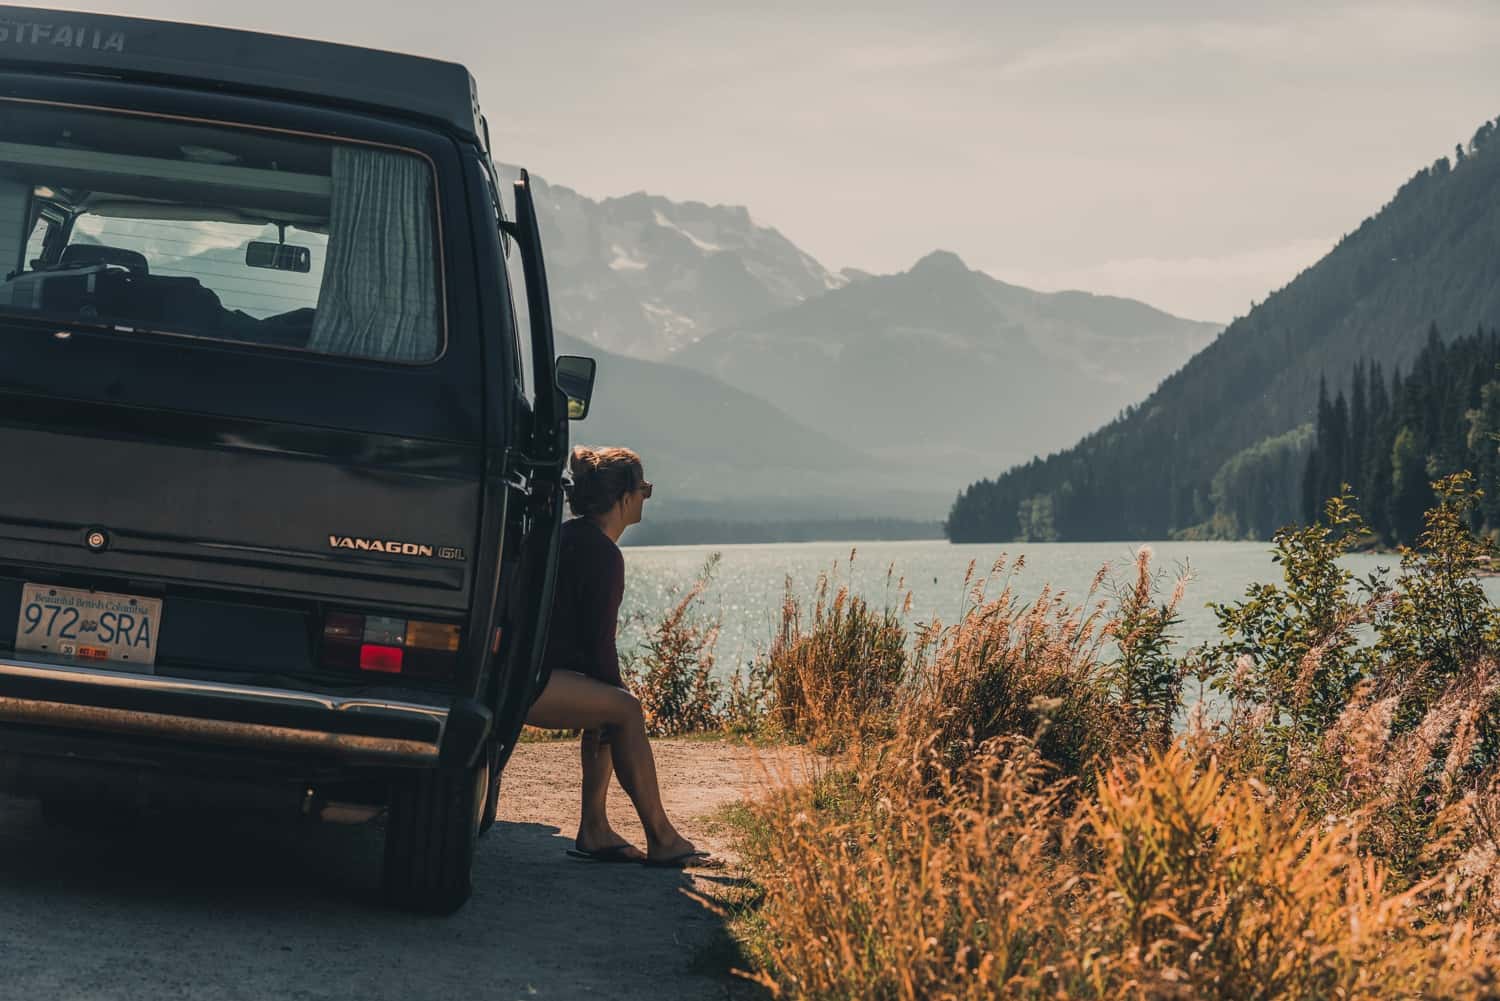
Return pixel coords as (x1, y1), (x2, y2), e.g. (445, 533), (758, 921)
(246, 241), (311, 273)
(556, 355), (597, 421)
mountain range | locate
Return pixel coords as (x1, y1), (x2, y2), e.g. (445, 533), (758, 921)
(946, 111), (1500, 542)
(518, 169), (1221, 525)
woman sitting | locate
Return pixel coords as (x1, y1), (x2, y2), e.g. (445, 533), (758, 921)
(525, 446), (701, 866)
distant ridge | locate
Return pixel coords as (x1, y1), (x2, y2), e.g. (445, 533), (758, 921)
(674, 250), (1219, 484)
(555, 331), (951, 523)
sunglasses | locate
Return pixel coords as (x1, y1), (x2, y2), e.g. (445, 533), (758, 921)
(637, 480), (654, 499)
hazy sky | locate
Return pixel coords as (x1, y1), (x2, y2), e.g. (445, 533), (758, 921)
(43, 0), (1500, 322)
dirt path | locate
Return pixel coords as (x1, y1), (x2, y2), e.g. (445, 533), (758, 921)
(0, 739), (800, 1001)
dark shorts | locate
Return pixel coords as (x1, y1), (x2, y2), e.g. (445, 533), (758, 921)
(575, 660), (624, 691)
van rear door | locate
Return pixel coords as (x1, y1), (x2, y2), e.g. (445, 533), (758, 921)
(0, 83), (488, 681)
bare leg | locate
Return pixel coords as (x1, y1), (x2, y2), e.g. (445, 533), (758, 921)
(528, 671), (695, 860)
(577, 729), (642, 859)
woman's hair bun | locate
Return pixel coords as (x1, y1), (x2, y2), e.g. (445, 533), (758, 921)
(567, 446), (598, 481)
(564, 446), (643, 517)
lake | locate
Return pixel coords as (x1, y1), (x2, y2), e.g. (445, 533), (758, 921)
(617, 539), (1445, 676)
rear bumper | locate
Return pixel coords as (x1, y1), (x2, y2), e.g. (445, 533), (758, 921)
(0, 656), (446, 766)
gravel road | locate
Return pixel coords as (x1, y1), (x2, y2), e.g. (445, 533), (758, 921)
(0, 739), (791, 1001)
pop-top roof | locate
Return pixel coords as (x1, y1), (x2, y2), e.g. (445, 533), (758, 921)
(0, 6), (483, 141)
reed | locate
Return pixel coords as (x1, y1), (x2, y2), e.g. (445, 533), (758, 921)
(764, 551), (908, 749)
(736, 738), (1496, 1000)
(727, 480), (1500, 998)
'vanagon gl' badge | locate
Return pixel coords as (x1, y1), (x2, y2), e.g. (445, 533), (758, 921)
(328, 536), (466, 561)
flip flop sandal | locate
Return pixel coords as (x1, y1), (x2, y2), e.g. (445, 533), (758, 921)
(566, 845), (643, 864)
(642, 850), (723, 869)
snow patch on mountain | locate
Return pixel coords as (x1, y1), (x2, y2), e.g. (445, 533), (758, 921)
(652, 210), (724, 253)
(609, 244), (648, 272)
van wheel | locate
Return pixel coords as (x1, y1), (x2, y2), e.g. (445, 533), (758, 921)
(478, 741), (502, 838)
(382, 759), (486, 914)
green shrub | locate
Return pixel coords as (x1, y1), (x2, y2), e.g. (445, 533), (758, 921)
(626, 553), (724, 736)
(1198, 489), (1380, 771)
(1376, 472), (1500, 734)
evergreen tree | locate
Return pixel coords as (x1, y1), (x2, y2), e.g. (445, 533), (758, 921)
(1305, 377), (1333, 523)
(1301, 327), (1500, 545)
(1328, 391), (1350, 499)
(1302, 449), (1322, 527)
(1363, 362), (1394, 540)
(1390, 425), (1431, 541)
(1349, 360), (1369, 500)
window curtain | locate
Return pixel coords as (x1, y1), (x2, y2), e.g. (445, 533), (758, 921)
(307, 147), (439, 361)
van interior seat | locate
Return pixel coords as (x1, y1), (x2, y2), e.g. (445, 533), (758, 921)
(35, 263), (228, 334)
(9, 244), (303, 344)
(105, 272), (227, 332)
(58, 245), (150, 276)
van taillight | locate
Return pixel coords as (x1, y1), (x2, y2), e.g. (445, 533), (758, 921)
(321, 612), (461, 679)
(359, 644), (404, 673)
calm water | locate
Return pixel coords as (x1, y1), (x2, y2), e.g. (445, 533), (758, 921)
(617, 539), (1433, 676)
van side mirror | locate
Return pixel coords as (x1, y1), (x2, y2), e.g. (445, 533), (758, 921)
(556, 355), (597, 420)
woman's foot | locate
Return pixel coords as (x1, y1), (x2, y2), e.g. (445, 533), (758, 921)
(644, 832), (699, 866)
(576, 823), (645, 861)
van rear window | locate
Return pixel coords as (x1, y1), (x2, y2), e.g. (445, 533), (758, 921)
(0, 102), (443, 363)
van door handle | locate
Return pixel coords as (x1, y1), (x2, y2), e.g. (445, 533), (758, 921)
(504, 470), (532, 496)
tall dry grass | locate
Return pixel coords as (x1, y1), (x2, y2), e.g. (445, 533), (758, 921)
(764, 552), (908, 748)
(728, 479), (1500, 999)
(737, 739), (1496, 1000)
(902, 554), (1126, 782)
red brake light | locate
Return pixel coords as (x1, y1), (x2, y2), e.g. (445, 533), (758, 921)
(358, 644), (404, 674)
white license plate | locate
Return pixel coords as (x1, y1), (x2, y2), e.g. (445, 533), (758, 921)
(15, 584), (163, 669)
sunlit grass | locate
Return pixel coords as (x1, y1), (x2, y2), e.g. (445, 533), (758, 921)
(713, 479), (1500, 998)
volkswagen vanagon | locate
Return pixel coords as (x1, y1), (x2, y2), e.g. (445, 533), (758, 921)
(0, 5), (593, 913)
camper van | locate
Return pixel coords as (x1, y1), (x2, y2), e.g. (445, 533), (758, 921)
(0, 6), (593, 912)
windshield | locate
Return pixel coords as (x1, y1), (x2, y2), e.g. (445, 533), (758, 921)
(0, 101), (442, 362)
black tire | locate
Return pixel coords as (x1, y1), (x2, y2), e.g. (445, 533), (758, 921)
(382, 758), (486, 914)
(478, 741), (502, 838)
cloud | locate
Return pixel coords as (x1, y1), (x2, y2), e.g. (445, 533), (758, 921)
(70, 0), (1493, 328)
(832, 37), (980, 72)
(993, 4), (1500, 82)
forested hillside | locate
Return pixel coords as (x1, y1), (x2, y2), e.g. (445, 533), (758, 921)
(947, 113), (1500, 542)
(1302, 325), (1500, 545)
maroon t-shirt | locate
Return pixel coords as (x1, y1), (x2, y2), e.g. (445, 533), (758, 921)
(540, 517), (625, 688)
